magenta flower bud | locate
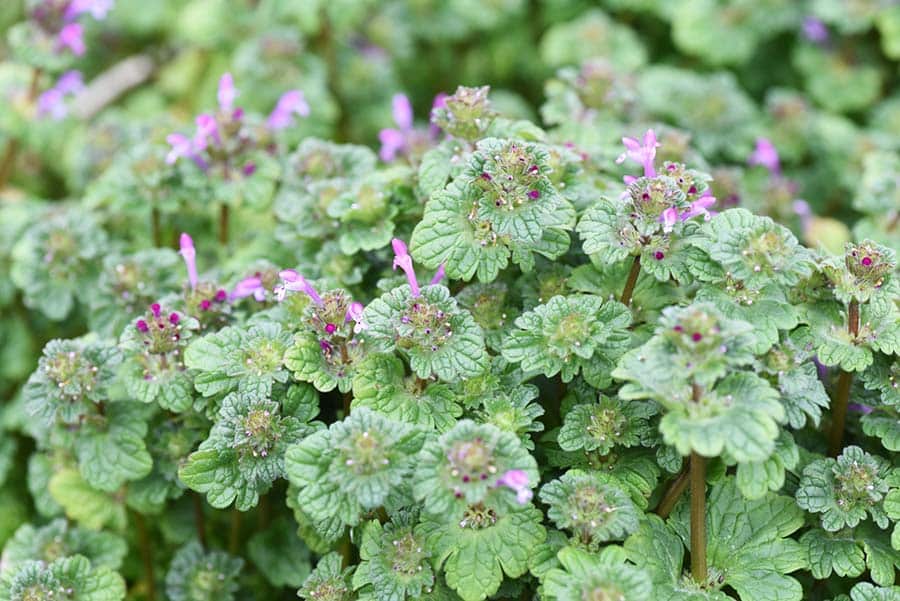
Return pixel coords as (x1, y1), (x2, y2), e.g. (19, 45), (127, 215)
(392, 238), (420, 297)
(169, 312), (180, 325)
(654, 251), (665, 261)
(325, 323), (337, 334)
(56, 23), (85, 55)
(692, 332), (703, 342)
(242, 162), (256, 177)
(527, 190), (540, 200)
(136, 319), (149, 333)
(267, 90), (310, 130)
(200, 299), (211, 311)
(277, 270), (323, 305)
(496, 469), (532, 505)
(616, 129), (659, 178)
(179, 233), (198, 290)
(430, 264), (446, 286)
(218, 73), (237, 113)
(748, 138), (781, 176)
(215, 289), (227, 302)
(150, 303), (161, 318)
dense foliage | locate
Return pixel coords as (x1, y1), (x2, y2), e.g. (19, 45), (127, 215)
(1, 1), (899, 600)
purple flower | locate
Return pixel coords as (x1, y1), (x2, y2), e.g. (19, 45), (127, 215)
(56, 22), (85, 55)
(193, 113), (220, 151)
(496, 469), (532, 505)
(660, 191), (716, 233)
(136, 319), (149, 333)
(660, 207), (679, 233)
(616, 129), (659, 178)
(36, 70), (83, 120)
(165, 133), (193, 165)
(218, 73), (237, 113)
(793, 199), (813, 232)
(392, 238), (420, 297)
(267, 90), (310, 131)
(179, 233), (198, 290)
(345, 301), (367, 333)
(802, 17), (829, 44)
(848, 403), (874, 415)
(748, 138), (781, 176)
(379, 93), (415, 161)
(276, 269), (323, 305)
(65, 0), (114, 20)
(231, 276), (266, 302)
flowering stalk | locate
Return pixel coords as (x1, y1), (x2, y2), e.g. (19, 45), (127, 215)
(620, 255), (641, 307)
(689, 382), (707, 583)
(827, 299), (860, 457)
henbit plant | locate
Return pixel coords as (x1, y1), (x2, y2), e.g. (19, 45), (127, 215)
(2, 51), (900, 601)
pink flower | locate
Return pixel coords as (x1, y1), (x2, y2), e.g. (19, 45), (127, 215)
(268, 90), (310, 130)
(802, 17), (829, 44)
(231, 276), (266, 302)
(56, 23), (85, 55)
(379, 94), (414, 161)
(193, 114), (220, 150)
(36, 70), (83, 120)
(179, 233), (198, 290)
(748, 138), (781, 176)
(496, 469), (532, 504)
(217, 73), (237, 113)
(660, 207), (679, 233)
(660, 191), (717, 233)
(275, 270), (323, 305)
(65, 0), (114, 20)
(616, 129), (659, 178)
(345, 301), (367, 333)
(392, 238), (420, 297)
(165, 133), (193, 165)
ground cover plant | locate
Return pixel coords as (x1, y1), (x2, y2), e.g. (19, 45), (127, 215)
(0, 1), (899, 600)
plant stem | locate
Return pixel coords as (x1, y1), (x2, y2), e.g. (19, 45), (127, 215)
(339, 531), (354, 569)
(0, 68), (42, 189)
(229, 508), (242, 554)
(655, 467), (689, 518)
(620, 254), (641, 307)
(342, 391), (352, 415)
(218, 204), (229, 245)
(257, 493), (271, 530)
(689, 451), (707, 583)
(192, 493), (207, 548)
(133, 512), (156, 601)
(828, 299), (860, 457)
(151, 207), (162, 247)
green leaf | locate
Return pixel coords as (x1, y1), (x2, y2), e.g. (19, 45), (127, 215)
(417, 501), (546, 601)
(352, 512), (435, 600)
(1, 519), (127, 573)
(74, 402), (153, 492)
(0, 555), (126, 601)
(557, 397), (656, 456)
(542, 545), (653, 601)
(48, 470), (126, 532)
(668, 479), (808, 601)
(298, 552), (354, 601)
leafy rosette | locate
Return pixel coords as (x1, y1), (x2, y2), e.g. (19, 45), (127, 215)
(353, 511), (437, 601)
(285, 288), (367, 393)
(796, 446), (896, 533)
(557, 395), (656, 456)
(179, 384), (318, 510)
(363, 284), (488, 382)
(411, 136), (576, 283)
(690, 208), (817, 291)
(757, 327), (830, 429)
(285, 408), (425, 528)
(10, 207), (108, 321)
(165, 541), (243, 601)
(540, 469), (641, 550)
(185, 320), (292, 397)
(412, 420), (538, 516)
(1, 520), (127, 575)
(541, 546), (653, 601)
(119, 303), (200, 412)
(812, 299), (899, 373)
(0, 556), (126, 601)
(297, 552), (354, 601)
(23, 338), (121, 426)
(501, 294), (632, 387)
(821, 240), (896, 304)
